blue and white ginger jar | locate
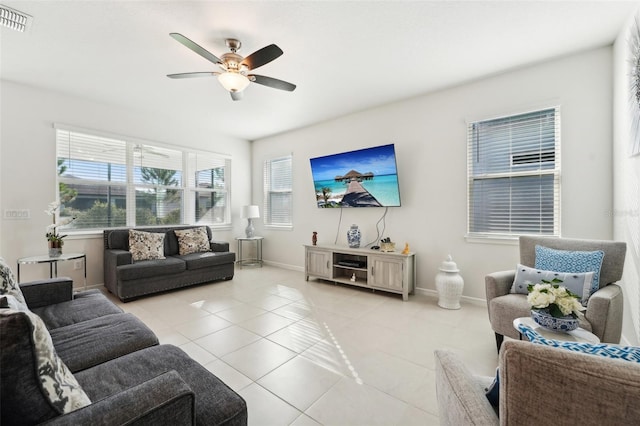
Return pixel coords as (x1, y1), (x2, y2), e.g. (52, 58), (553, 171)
(347, 224), (361, 248)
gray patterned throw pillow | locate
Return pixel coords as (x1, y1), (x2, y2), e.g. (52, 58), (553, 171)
(0, 309), (91, 413)
(175, 227), (211, 255)
(128, 230), (166, 261)
(0, 257), (27, 306)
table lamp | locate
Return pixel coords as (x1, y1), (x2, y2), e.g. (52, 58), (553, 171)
(241, 205), (260, 238)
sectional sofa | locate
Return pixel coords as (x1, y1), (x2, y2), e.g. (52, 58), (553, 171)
(0, 270), (247, 425)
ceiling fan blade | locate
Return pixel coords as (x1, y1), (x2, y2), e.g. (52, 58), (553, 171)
(241, 44), (283, 70)
(169, 33), (222, 65)
(250, 74), (296, 92)
(230, 91), (243, 101)
(167, 72), (217, 79)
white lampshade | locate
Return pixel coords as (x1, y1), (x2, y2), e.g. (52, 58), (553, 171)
(218, 72), (250, 92)
(241, 205), (260, 219)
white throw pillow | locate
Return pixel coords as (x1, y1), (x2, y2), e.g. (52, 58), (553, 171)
(0, 257), (27, 306)
(511, 264), (594, 305)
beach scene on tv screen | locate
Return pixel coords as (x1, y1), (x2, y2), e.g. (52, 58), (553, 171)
(310, 144), (401, 208)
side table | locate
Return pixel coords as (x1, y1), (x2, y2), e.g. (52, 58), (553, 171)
(235, 237), (263, 268)
(17, 253), (87, 290)
(513, 317), (600, 344)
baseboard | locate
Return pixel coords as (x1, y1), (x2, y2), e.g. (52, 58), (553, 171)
(262, 260), (304, 272)
(414, 287), (487, 307)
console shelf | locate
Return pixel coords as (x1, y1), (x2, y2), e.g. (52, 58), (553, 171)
(304, 244), (415, 301)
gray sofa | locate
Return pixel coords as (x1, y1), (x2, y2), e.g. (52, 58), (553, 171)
(1, 276), (247, 425)
(435, 340), (640, 425)
(104, 226), (236, 301)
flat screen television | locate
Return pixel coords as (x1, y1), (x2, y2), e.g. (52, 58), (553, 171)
(310, 144), (401, 208)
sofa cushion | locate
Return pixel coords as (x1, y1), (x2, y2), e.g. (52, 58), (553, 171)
(30, 289), (123, 330)
(176, 251), (237, 271)
(535, 245), (604, 296)
(0, 257), (27, 306)
(75, 344), (247, 426)
(511, 264), (594, 305)
(118, 256), (186, 281)
(50, 313), (159, 373)
(0, 310), (91, 425)
(175, 226), (211, 255)
(129, 229), (166, 261)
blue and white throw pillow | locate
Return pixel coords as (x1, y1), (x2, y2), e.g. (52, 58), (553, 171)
(517, 322), (640, 363)
(511, 264), (594, 305)
(534, 245), (605, 298)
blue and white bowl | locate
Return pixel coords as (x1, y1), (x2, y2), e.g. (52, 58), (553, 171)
(530, 309), (579, 332)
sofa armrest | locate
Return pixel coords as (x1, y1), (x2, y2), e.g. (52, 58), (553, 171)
(104, 249), (132, 294)
(585, 283), (623, 343)
(485, 270), (515, 303)
(210, 240), (230, 252)
(434, 350), (498, 426)
(19, 278), (73, 309)
(500, 340), (640, 424)
(43, 371), (195, 426)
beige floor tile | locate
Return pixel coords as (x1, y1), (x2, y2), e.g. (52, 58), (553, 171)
(178, 341), (217, 365)
(266, 320), (327, 353)
(238, 312), (295, 337)
(238, 383), (302, 426)
(258, 356), (342, 411)
(215, 303), (268, 323)
(305, 376), (408, 425)
(174, 314), (233, 340)
(222, 338), (296, 381)
(195, 325), (261, 357)
(203, 359), (253, 392)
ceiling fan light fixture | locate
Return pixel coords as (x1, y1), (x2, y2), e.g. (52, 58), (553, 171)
(218, 72), (250, 92)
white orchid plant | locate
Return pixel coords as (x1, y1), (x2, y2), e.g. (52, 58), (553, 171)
(45, 201), (73, 245)
(527, 279), (585, 318)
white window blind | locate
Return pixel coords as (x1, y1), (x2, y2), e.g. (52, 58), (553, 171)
(263, 155), (293, 227)
(467, 107), (560, 237)
(187, 153), (230, 224)
(56, 127), (231, 230)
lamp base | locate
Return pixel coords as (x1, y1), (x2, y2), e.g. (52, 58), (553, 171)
(245, 219), (255, 238)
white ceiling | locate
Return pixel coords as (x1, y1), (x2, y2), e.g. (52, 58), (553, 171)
(1, 1), (639, 141)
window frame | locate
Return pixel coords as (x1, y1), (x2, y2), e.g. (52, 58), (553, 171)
(466, 107), (561, 240)
(55, 125), (232, 232)
(263, 154), (293, 229)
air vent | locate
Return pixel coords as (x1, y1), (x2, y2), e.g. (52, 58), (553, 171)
(0, 5), (32, 33)
(512, 150), (555, 166)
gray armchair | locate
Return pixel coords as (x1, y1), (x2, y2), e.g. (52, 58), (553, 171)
(486, 236), (626, 351)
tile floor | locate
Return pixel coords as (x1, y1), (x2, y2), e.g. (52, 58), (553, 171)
(104, 265), (499, 426)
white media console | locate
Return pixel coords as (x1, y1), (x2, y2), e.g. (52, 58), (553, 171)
(304, 244), (416, 301)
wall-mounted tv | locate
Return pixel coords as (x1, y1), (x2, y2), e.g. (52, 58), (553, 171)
(310, 144), (401, 208)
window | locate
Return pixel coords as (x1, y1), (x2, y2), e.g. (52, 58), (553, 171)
(263, 155), (292, 228)
(467, 107), (560, 238)
(56, 127), (231, 230)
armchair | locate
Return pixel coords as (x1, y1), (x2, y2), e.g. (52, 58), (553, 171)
(486, 236), (626, 351)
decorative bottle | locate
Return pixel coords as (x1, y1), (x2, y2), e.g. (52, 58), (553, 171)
(347, 224), (361, 248)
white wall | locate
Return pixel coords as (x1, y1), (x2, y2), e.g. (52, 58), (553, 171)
(0, 80), (252, 288)
(252, 47), (614, 303)
(613, 11), (640, 346)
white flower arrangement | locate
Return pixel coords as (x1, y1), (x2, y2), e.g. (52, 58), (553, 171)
(527, 279), (584, 318)
(45, 201), (74, 245)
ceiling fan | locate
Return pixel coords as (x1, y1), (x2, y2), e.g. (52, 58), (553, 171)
(167, 33), (296, 101)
